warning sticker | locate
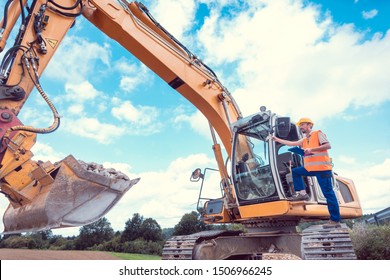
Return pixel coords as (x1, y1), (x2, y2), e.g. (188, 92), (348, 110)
(46, 38), (58, 49)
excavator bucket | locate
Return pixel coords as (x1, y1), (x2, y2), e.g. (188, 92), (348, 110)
(2, 155), (139, 234)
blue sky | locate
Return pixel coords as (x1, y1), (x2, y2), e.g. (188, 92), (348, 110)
(0, 0), (389, 236)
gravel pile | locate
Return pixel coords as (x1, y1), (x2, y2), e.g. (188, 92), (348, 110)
(78, 160), (130, 181)
(262, 253), (301, 260)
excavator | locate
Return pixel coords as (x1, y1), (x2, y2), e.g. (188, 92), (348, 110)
(0, 0), (362, 259)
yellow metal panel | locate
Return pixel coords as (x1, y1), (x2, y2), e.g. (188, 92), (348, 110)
(238, 201), (290, 218)
(3, 160), (37, 192)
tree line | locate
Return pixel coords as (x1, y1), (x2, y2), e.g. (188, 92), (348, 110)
(0, 213), (389, 259)
(0, 211), (233, 255)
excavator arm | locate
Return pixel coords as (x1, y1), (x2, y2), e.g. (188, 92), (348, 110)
(0, 0), (242, 233)
(1, 0), (242, 150)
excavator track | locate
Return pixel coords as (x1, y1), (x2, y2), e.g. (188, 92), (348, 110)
(301, 223), (357, 260)
(162, 230), (241, 260)
(162, 229), (304, 260)
(162, 235), (198, 260)
(163, 223), (357, 260)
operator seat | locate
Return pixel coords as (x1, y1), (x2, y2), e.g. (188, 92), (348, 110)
(277, 152), (293, 196)
(277, 152), (292, 173)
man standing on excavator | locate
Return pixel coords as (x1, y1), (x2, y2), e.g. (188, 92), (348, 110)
(271, 118), (341, 228)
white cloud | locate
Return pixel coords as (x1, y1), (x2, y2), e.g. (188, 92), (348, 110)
(197, 0), (390, 122)
(337, 158), (390, 214)
(367, 158), (390, 180)
(67, 103), (84, 115)
(18, 105), (55, 129)
(362, 9), (378, 20)
(114, 59), (152, 93)
(112, 101), (152, 124)
(63, 117), (125, 144)
(58, 99), (163, 142)
(62, 81), (110, 117)
(338, 155), (357, 165)
(64, 81), (102, 103)
(31, 142), (66, 163)
(149, 0), (197, 40)
(105, 153), (219, 229)
(111, 100), (162, 135)
(45, 36), (111, 83)
(173, 110), (210, 138)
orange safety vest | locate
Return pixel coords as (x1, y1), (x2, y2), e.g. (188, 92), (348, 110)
(302, 130), (332, 171)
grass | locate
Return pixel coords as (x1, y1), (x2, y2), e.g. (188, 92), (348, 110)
(111, 252), (161, 260)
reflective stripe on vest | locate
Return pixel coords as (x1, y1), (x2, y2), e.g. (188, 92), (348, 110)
(302, 130), (332, 171)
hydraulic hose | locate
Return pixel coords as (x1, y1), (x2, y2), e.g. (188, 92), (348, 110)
(6, 82), (61, 136)
(1, 0), (15, 30)
(3, 51), (61, 138)
(46, 0), (83, 17)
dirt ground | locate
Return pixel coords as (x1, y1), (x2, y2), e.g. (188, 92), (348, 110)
(0, 249), (121, 260)
(0, 249), (301, 260)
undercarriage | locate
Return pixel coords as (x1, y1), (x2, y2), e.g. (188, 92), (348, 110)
(162, 223), (356, 260)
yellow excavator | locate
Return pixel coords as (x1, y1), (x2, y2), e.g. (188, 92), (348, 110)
(0, 0), (362, 259)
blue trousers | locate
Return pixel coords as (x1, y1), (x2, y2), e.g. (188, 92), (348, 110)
(292, 167), (341, 222)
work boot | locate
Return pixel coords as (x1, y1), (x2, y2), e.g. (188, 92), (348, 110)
(288, 193), (309, 201)
(322, 220), (341, 228)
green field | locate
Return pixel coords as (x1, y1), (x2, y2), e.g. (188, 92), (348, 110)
(112, 252), (162, 260)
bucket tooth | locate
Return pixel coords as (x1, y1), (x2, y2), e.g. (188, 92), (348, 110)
(2, 155), (139, 234)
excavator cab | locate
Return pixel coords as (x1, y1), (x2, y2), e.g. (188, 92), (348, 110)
(231, 108), (296, 206)
(196, 109), (301, 223)
(228, 108), (361, 223)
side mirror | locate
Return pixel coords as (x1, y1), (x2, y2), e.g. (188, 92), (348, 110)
(276, 117), (291, 138)
(190, 168), (204, 182)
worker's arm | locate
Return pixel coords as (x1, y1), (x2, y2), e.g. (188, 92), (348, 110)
(305, 142), (331, 154)
(271, 136), (302, 147)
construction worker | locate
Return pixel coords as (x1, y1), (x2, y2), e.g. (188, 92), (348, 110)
(271, 117), (341, 227)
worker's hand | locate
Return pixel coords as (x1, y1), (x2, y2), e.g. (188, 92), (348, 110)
(304, 148), (314, 155)
(271, 135), (278, 141)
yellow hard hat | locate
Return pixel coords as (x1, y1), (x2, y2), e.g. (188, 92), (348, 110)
(296, 117), (314, 126)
